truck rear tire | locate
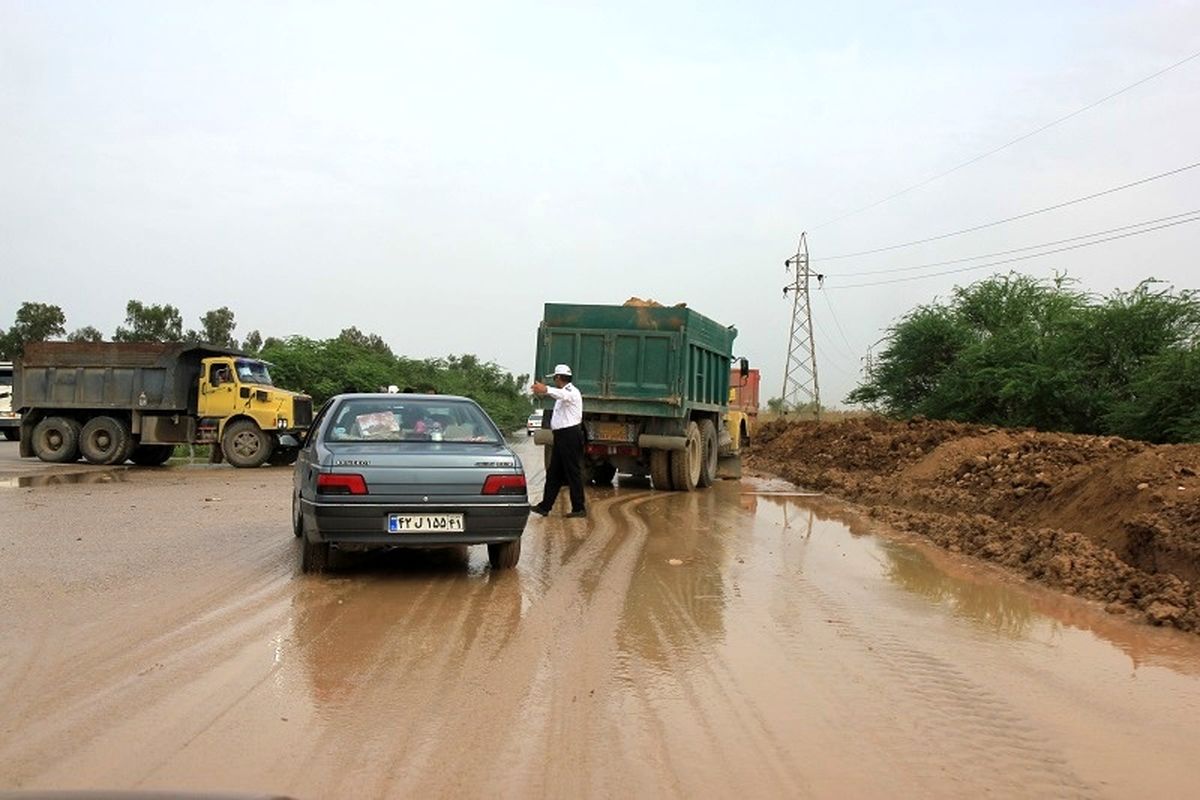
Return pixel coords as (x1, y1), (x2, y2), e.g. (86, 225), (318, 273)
(79, 416), (132, 465)
(222, 420), (273, 468)
(590, 462), (617, 486)
(649, 449), (672, 491)
(670, 421), (702, 492)
(129, 444), (174, 466)
(32, 417), (81, 463)
(698, 419), (719, 488)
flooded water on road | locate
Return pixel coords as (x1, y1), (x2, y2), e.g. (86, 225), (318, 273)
(1, 440), (1199, 797)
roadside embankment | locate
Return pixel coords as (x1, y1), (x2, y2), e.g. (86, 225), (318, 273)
(747, 416), (1200, 632)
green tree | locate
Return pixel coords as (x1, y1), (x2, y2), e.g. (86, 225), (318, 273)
(849, 273), (1200, 442)
(114, 300), (184, 342)
(242, 329), (263, 354)
(193, 306), (238, 348)
(0, 301), (67, 358)
(67, 326), (105, 343)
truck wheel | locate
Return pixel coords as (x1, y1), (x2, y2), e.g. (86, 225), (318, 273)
(649, 449), (672, 491)
(129, 444), (174, 466)
(2, 429), (18, 442)
(697, 419), (719, 488)
(79, 416), (132, 465)
(268, 446), (299, 466)
(222, 420), (273, 468)
(670, 421), (702, 492)
(590, 462), (617, 486)
(488, 538), (521, 569)
(31, 417), (81, 463)
(301, 538), (330, 573)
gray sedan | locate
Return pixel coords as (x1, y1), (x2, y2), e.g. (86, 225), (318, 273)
(292, 394), (530, 572)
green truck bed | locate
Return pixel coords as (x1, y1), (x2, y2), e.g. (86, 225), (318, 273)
(535, 303), (737, 419)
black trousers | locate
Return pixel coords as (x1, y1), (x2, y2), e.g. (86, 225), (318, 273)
(540, 424), (586, 513)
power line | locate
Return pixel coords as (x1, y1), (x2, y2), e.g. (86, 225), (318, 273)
(821, 290), (860, 356)
(822, 214), (1200, 289)
(834, 208), (1200, 277)
(815, 160), (1200, 261)
(811, 48), (1200, 232)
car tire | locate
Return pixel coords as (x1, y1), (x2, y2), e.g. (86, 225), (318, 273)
(669, 421), (702, 492)
(301, 537), (330, 573)
(129, 444), (174, 466)
(292, 492), (304, 538)
(649, 449), (672, 491)
(31, 416), (81, 463)
(80, 416), (133, 465)
(488, 538), (521, 569)
(697, 419), (719, 488)
(222, 419), (273, 468)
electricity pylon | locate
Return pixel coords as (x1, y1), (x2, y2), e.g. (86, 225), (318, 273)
(781, 233), (822, 417)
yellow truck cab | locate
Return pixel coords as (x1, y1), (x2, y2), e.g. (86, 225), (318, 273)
(196, 355), (312, 466)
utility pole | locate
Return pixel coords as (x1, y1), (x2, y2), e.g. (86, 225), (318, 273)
(781, 233), (822, 418)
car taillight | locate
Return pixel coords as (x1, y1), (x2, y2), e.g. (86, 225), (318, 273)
(482, 474), (526, 495)
(317, 473), (368, 495)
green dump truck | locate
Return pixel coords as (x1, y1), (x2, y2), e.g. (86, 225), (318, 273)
(533, 302), (748, 491)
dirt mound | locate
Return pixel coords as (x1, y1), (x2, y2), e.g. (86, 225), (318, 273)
(623, 297), (687, 308)
(748, 416), (1200, 632)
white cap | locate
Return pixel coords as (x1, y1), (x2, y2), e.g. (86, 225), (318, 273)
(546, 363), (573, 378)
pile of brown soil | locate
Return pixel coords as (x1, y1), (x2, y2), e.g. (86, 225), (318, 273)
(748, 416), (1200, 632)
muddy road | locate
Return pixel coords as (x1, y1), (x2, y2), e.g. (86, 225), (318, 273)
(2, 438), (1200, 798)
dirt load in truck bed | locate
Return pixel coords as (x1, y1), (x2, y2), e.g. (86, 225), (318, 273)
(747, 415), (1200, 632)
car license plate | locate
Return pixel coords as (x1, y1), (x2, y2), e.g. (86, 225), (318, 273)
(388, 513), (465, 533)
(594, 422), (628, 442)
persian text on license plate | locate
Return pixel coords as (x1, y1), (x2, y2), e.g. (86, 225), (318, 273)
(594, 422), (630, 442)
(388, 514), (465, 533)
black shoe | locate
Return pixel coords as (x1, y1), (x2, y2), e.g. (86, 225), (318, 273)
(566, 509), (588, 519)
(529, 505), (549, 516)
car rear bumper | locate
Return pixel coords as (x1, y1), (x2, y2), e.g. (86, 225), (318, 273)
(302, 498), (529, 547)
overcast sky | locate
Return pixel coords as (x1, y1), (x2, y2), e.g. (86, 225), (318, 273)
(2, 1), (1198, 405)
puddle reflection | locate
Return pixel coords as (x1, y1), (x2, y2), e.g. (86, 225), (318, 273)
(0, 469), (129, 489)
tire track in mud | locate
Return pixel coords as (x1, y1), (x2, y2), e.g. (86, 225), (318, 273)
(787, 577), (1096, 797)
(360, 491), (659, 799)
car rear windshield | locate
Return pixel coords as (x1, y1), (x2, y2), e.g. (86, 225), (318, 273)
(324, 398), (501, 444)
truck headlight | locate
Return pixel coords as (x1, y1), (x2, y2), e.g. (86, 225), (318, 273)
(277, 417), (288, 429)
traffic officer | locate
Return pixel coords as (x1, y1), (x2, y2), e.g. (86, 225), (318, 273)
(530, 364), (587, 518)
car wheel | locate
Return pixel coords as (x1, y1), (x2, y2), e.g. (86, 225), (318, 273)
(488, 539), (521, 569)
(292, 492), (304, 538)
(301, 537), (330, 573)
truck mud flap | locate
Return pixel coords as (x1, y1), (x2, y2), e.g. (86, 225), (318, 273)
(717, 454), (742, 480)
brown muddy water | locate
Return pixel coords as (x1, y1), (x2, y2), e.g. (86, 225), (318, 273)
(0, 437), (1197, 798)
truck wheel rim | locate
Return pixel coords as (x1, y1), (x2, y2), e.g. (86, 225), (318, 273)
(232, 431), (261, 457)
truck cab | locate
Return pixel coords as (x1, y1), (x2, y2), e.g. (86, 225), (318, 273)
(197, 356), (312, 466)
